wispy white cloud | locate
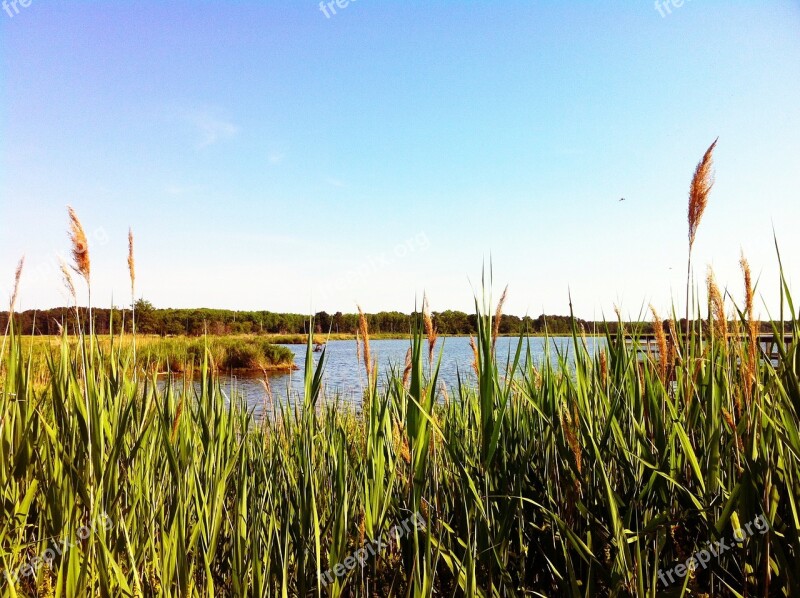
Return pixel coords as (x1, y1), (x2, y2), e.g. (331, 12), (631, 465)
(184, 109), (239, 149)
(268, 152), (284, 165)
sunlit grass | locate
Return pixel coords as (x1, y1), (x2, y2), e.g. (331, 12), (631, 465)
(1, 255), (798, 595)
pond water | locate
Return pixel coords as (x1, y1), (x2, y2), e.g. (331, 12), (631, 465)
(171, 336), (605, 419)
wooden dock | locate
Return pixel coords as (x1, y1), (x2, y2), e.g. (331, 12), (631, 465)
(627, 332), (794, 360)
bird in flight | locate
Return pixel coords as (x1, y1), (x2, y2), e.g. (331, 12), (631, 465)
(619, 197), (626, 202)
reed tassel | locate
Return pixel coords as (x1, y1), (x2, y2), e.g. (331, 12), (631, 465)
(685, 138), (718, 345)
(650, 306), (668, 383)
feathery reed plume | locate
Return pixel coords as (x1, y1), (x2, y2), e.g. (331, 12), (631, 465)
(170, 395), (185, 442)
(440, 380), (450, 407)
(667, 318), (679, 382)
(721, 407), (735, 431)
(741, 253), (755, 333)
(1, 257), (24, 363)
(707, 268), (728, 342)
(740, 253), (758, 407)
(67, 206), (91, 284)
(469, 336), (479, 376)
(650, 306), (668, 382)
(492, 285), (508, 352)
(67, 209), (96, 527)
(9, 256), (24, 313)
(685, 138), (718, 343)
(403, 347), (412, 388)
(59, 259), (77, 303)
(560, 402), (582, 475)
(399, 428), (411, 465)
(530, 364), (541, 388)
(422, 294), (437, 367)
(358, 512), (366, 546)
(722, 408), (744, 453)
(128, 227), (137, 370)
(690, 345), (708, 393)
(357, 305), (372, 381)
(688, 139), (718, 251)
(66, 206), (95, 346)
(599, 349), (608, 387)
(127, 228), (135, 293)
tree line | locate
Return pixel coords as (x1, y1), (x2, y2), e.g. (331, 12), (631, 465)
(0, 299), (779, 337)
(1, 299), (595, 336)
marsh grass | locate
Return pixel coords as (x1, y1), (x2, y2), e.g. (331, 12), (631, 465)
(1, 254), (799, 596)
(14, 335), (296, 377)
(1, 161), (799, 595)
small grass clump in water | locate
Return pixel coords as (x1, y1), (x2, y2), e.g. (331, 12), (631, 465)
(140, 336), (296, 372)
(13, 335), (296, 376)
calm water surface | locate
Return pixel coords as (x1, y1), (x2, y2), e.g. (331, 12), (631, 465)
(179, 336), (604, 419)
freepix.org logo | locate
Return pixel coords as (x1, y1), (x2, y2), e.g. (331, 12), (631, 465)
(3, 0), (33, 19)
(658, 514), (769, 587)
(319, 512), (425, 587)
(654, 0), (693, 18)
(319, 0), (358, 19)
(5, 512), (114, 584)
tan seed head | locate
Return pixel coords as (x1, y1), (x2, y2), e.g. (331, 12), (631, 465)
(688, 138), (718, 250)
(67, 206), (91, 284)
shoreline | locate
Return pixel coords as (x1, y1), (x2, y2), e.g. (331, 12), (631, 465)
(14, 331), (604, 344)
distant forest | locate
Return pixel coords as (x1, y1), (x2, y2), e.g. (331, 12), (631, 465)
(0, 299), (779, 337)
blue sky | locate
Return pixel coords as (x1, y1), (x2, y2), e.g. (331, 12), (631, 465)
(1, 1), (799, 319)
